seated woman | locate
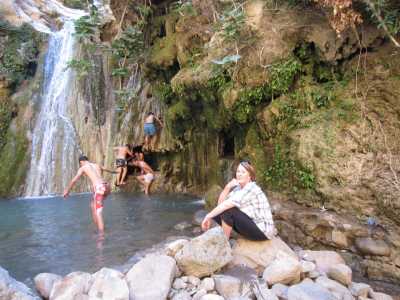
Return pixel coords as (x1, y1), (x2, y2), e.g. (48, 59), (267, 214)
(201, 161), (276, 241)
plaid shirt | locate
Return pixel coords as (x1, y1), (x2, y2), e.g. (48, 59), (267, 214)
(227, 182), (276, 239)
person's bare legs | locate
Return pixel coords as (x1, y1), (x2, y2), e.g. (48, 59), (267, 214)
(120, 166), (128, 185)
(95, 210), (104, 233)
(116, 166), (122, 185)
(221, 220), (232, 239)
(90, 199), (98, 227)
(144, 136), (149, 150)
(136, 175), (146, 192)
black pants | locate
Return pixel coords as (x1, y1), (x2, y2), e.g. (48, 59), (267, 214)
(213, 207), (268, 241)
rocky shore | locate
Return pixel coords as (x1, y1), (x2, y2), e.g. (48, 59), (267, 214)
(0, 223), (397, 300)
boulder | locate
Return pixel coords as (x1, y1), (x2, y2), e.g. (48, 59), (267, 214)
(87, 268), (129, 300)
(49, 272), (91, 300)
(230, 237), (297, 274)
(315, 276), (353, 300)
(349, 282), (371, 297)
(271, 283), (289, 299)
(175, 227), (232, 277)
(300, 250), (345, 274)
(171, 290), (192, 300)
(212, 275), (242, 299)
(0, 266), (39, 300)
(262, 251), (301, 286)
(287, 282), (336, 300)
(166, 239), (189, 257)
(326, 264), (352, 286)
(300, 261), (316, 274)
(126, 254), (177, 300)
(199, 278), (214, 292)
(34, 273), (62, 299)
(369, 291), (393, 300)
(355, 238), (391, 257)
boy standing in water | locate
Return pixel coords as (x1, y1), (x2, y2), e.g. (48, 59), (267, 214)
(63, 155), (112, 233)
(131, 159), (155, 195)
(143, 112), (163, 151)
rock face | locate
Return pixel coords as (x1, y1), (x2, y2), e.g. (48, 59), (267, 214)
(230, 237), (297, 274)
(287, 282), (336, 300)
(126, 254), (177, 300)
(0, 266), (39, 300)
(175, 227), (232, 277)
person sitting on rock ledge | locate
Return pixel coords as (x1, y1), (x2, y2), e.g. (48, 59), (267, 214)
(201, 160), (277, 241)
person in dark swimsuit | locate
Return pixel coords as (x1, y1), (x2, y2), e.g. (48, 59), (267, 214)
(113, 144), (133, 186)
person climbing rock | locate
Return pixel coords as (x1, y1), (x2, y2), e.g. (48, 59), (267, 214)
(63, 155), (115, 234)
(143, 112), (163, 151)
(201, 160), (277, 240)
(113, 144), (134, 186)
(131, 159), (155, 195)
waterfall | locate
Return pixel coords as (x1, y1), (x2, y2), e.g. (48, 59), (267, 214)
(25, 21), (81, 196)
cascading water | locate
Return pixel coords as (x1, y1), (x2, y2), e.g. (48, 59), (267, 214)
(25, 21), (82, 196)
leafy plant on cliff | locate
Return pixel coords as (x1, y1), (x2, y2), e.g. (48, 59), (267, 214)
(269, 57), (302, 95)
(73, 5), (100, 42)
(171, 0), (196, 17)
(0, 22), (42, 89)
(217, 5), (246, 42)
(0, 101), (12, 152)
(65, 59), (92, 79)
(264, 144), (316, 191)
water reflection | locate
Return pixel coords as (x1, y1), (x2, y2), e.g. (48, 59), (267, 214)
(0, 192), (201, 284)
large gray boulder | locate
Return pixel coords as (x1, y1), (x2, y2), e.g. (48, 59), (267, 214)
(300, 250), (345, 274)
(87, 268), (129, 300)
(230, 237), (297, 274)
(287, 282), (336, 300)
(355, 238), (391, 257)
(262, 251), (301, 286)
(212, 274), (242, 300)
(34, 273), (62, 299)
(315, 276), (353, 300)
(49, 272), (92, 300)
(326, 264), (352, 286)
(175, 227), (232, 277)
(126, 254), (177, 300)
(0, 266), (40, 300)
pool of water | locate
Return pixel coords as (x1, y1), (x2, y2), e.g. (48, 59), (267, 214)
(0, 192), (202, 284)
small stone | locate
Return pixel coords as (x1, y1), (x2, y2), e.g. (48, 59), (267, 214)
(349, 282), (371, 297)
(193, 288), (207, 300)
(199, 277), (215, 291)
(271, 283), (289, 299)
(308, 270), (320, 279)
(172, 290), (192, 300)
(300, 260), (316, 273)
(326, 264), (352, 286)
(187, 275), (201, 286)
(173, 278), (188, 289)
(369, 291), (393, 300)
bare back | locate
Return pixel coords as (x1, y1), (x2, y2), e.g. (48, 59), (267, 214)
(81, 163), (106, 187)
(114, 146), (131, 159)
(144, 114), (155, 123)
(137, 160), (154, 174)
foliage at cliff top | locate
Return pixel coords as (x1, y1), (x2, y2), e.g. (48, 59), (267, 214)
(0, 21), (43, 89)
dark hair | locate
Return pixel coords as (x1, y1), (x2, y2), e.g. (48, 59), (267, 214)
(239, 160), (256, 181)
(79, 155), (88, 162)
(147, 112), (154, 116)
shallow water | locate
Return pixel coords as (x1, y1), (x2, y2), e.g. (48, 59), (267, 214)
(0, 192), (202, 284)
